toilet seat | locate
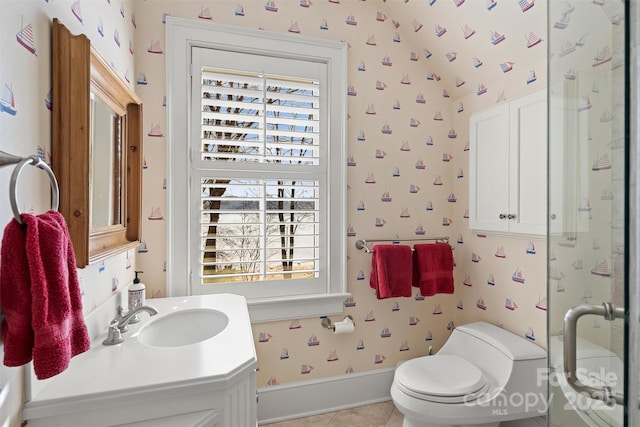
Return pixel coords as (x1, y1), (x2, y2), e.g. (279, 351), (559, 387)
(394, 355), (489, 403)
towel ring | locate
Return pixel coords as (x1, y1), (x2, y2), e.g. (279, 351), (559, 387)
(10, 156), (60, 224)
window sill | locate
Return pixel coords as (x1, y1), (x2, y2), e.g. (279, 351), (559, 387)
(247, 293), (351, 323)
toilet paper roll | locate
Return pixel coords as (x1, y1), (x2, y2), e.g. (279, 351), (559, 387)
(333, 318), (355, 334)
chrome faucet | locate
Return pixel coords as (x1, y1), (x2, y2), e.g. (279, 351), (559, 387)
(102, 305), (159, 346)
(115, 305), (159, 331)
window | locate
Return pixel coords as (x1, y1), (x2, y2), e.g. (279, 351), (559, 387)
(166, 18), (348, 322)
(194, 63), (323, 296)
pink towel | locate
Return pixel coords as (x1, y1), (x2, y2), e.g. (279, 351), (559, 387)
(1, 211), (90, 379)
(412, 243), (454, 296)
(369, 245), (412, 299)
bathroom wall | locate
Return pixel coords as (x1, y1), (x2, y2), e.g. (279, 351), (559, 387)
(450, 89), (548, 350)
(546, 0), (625, 353)
(448, 4), (548, 351)
(0, 0), (585, 423)
(387, 0), (549, 350)
(134, 0), (455, 387)
(0, 1), (137, 425)
(133, 0), (549, 388)
(0, 0), (624, 417)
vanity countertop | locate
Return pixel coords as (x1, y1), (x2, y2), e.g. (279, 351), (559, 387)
(23, 293), (257, 420)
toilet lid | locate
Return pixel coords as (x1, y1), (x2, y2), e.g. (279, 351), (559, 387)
(395, 355), (489, 403)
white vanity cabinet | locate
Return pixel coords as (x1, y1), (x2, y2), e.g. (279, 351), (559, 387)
(469, 90), (547, 235)
(24, 369), (256, 427)
(22, 294), (257, 427)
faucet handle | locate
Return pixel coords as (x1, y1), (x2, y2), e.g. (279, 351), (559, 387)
(115, 306), (138, 332)
(103, 319), (125, 346)
(104, 306), (158, 346)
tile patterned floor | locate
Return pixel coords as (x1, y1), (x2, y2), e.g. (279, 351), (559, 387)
(261, 401), (547, 427)
(261, 401), (403, 427)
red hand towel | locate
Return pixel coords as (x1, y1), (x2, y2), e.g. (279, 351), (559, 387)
(369, 245), (412, 299)
(1, 211), (90, 379)
(412, 243), (454, 296)
(24, 212), (90, 379)
(1, 218), (34, 367)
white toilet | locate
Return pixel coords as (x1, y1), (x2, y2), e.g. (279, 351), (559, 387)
(391, 322), (547, 427)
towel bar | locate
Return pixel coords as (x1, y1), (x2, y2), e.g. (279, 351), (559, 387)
(0, 150), (60, 224)
(355, 236), (450, 253)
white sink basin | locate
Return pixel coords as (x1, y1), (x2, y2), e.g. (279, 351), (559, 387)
(137, 308), (229, 347)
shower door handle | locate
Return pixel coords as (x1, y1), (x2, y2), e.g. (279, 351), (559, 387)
(563, 303), (627, 407)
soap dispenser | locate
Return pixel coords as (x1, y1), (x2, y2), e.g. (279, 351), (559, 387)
(127, 271), (146, 323)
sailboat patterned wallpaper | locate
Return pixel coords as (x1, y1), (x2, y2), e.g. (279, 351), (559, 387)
(1, 1), (137, 422)
(133, 0), (548, 387)
(0, 1), (137, 314)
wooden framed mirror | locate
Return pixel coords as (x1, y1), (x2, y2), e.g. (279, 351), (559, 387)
(52, 19), (142, 267)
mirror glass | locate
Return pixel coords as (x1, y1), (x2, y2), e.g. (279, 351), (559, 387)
(90, 92), (123, 229)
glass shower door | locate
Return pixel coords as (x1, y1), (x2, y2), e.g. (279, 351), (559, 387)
(548, 1), (636, 426)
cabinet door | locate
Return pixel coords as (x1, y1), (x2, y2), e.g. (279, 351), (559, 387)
(509, 90), (547, 235)
(469, 102), (510, 232)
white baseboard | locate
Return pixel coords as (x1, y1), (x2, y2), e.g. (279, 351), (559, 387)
(257, 367), (396, 425)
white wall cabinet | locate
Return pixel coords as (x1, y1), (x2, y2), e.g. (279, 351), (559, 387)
(469, 90), (547, 235)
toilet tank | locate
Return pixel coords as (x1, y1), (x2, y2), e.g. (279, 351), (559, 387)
(447, 322), (546, 361)
(440, 322), (547, 400)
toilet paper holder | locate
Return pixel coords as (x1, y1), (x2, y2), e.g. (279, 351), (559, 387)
(321, 315), (354, 331)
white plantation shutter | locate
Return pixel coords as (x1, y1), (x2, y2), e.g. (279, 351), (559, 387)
(189, 46), (332, 300)
(168, 21), (346, 320)
(199, 69), (321, 165)
(265, 77), (320, 165)
(200, 71), (265, 162)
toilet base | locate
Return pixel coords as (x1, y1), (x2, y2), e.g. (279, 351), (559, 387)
(402, 419), (499, 427)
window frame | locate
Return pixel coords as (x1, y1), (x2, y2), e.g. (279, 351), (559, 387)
(166, 17), (348, 322)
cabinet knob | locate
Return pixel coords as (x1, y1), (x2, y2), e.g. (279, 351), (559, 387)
(507, 214), (517, 220)
(550, 214), (557, 220)
(499, 213), (507, 219)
